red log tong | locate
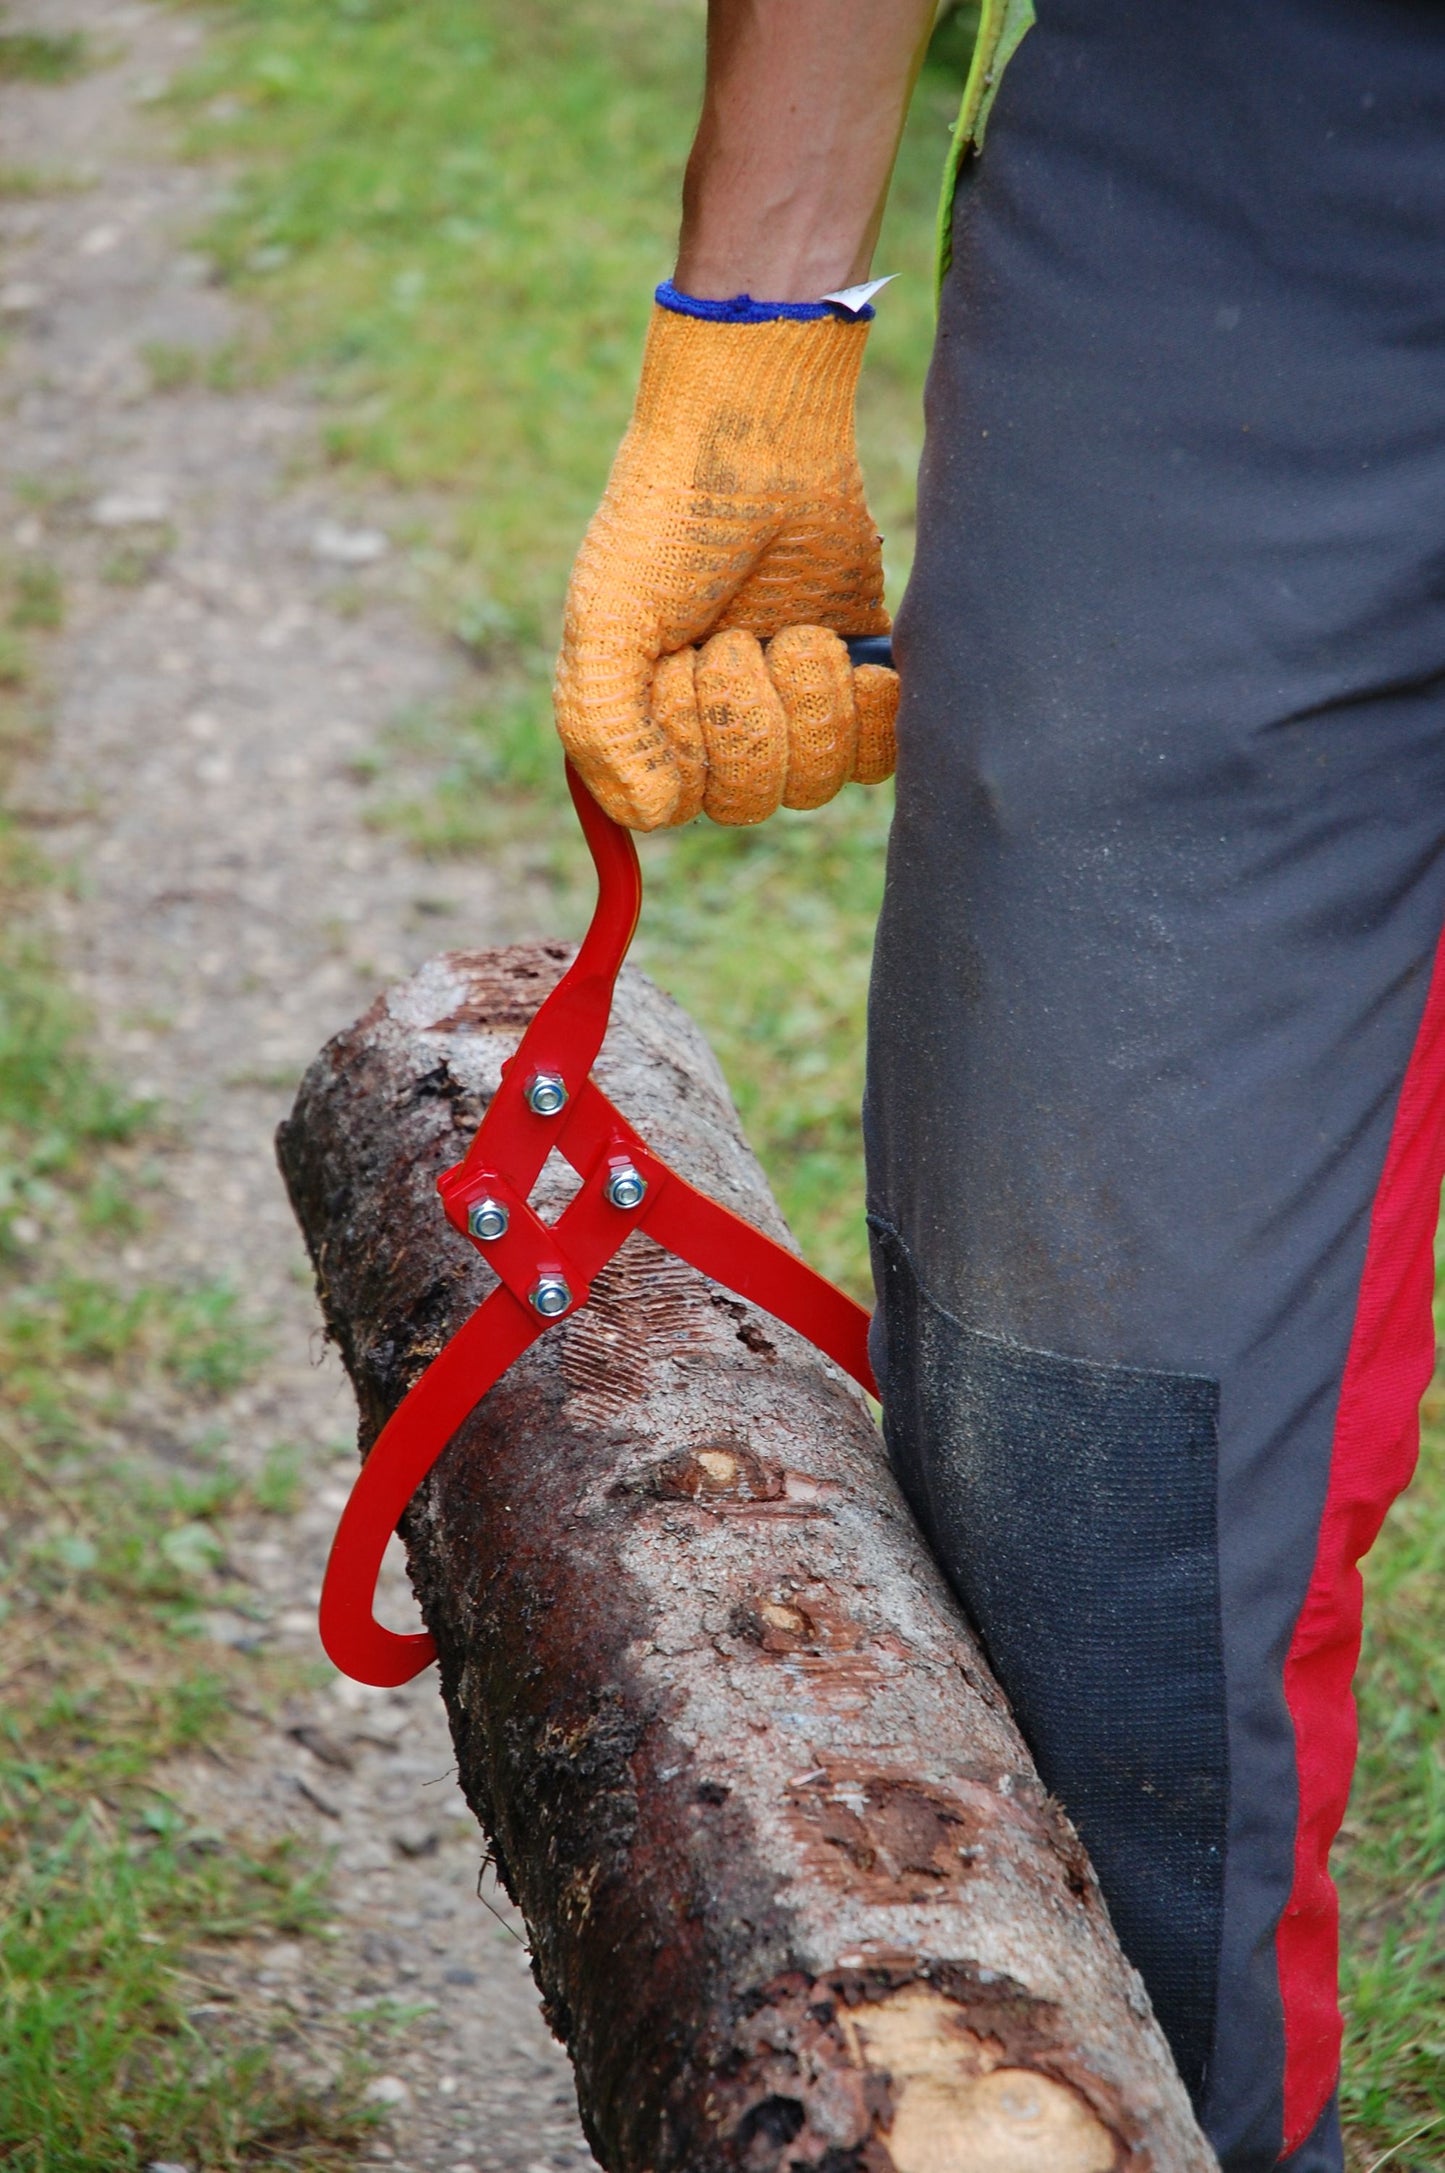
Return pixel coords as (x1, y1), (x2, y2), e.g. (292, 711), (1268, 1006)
(319, 641), (892, 1688)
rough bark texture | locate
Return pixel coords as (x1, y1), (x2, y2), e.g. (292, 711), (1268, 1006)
(278, 945), (1218, 2173)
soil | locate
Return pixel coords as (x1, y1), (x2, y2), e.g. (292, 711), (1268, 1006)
(2, 5), (597, 2168)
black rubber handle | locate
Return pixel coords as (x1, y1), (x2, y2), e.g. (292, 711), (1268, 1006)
(843, 634), (894, 670)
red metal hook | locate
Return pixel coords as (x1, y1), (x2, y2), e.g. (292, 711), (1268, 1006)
(319, 763), (877, 1687)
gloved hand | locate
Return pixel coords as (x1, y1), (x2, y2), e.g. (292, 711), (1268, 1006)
(554, 300), (899, 830)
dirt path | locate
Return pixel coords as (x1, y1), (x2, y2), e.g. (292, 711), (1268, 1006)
(2, 7), (597, 2169)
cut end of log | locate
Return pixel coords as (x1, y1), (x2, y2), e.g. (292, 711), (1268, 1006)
(716, 1965), (1139, 2173)
(839, 1987), (1119, 2173)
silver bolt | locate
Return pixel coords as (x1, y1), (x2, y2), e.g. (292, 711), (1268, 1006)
(604, 1165), (647, 1211)
(466, 1198), (509, 1244)
(530, 1275), (572, 1319)
(525, 1070), (568, 1118)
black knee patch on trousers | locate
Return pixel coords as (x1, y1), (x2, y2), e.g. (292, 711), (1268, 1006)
(870, 1219), (1230, 2104)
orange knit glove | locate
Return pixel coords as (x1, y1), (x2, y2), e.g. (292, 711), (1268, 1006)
(554, 303), (899, 830)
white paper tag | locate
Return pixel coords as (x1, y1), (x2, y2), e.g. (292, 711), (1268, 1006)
(819, 275), (895, 316)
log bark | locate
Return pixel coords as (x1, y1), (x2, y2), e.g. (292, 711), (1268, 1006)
(277, 945), (1217, 2173)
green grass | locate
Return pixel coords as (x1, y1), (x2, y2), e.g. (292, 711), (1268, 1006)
(0, 164), (84, 198)
(99, 537), (174, 589)
(7, 561), (63, 634)
(0, 27), (87, 85)
(141, 337), (208, 390)
(164, 2), (1443, 2157)
(140, 337), (248, 394)
(1, 1272), (261, 1428)
(1338, 1408), (1445, 2172)
(0, 560), (373, 2166)
(0, 940), (379, 2168)
(0, 1002), (380, 2169)
(0, 1811), (364, 2173)
(0, 630), (29, 695)
(0, 901), (146, 1264)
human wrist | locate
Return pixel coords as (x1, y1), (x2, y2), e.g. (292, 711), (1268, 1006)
(675, 102), (883, 305)
(672, 241), (870, 307)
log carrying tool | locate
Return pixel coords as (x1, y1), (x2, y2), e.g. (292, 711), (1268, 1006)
(320, 636), (892, 1686)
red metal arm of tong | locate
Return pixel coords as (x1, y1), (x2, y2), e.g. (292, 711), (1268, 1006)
(319, 664), (890, 1687)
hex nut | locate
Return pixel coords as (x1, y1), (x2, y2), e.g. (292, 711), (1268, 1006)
(604, 1165), (647, 1211)
(530, 1275), (572, 1318)
(467, 1199), (509, 1243)
(525, 1071), (568, 1117)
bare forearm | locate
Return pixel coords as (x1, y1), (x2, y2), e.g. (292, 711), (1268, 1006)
(675, 0), (938, 300)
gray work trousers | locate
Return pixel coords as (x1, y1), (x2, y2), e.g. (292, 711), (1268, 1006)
(866, 6), (1445, 2167)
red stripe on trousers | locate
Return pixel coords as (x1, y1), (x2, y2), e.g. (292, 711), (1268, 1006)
(1278, 930), (1445, 2154)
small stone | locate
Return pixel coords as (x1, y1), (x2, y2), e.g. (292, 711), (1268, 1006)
(292, 1771), (342, 1819)
(0, 282), (44, 316)
(289, 1721), (355, 1771)
(91, 488), (170, 528)
(364, 2074), (411, 2108)
(201, 1609), (263, 1651)
(79, 223), (122, 256)
(339, 1838), (391, 1875)
(310, 519), (388, 567)
(329, 1674), (397, 1715)
(147, 2162), (192, 2172)
(389, 1821), (439, 1860)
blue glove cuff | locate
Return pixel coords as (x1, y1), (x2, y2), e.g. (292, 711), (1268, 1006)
(654, 279), (875, 325)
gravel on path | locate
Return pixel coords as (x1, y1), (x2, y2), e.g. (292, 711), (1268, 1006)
(2, 6), (598, 2168)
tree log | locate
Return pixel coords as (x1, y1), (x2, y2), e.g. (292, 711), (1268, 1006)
(277, 946), (1217, 2173)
